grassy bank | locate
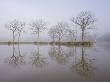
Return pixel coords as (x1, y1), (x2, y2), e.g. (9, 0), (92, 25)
(0, 41), (94, 46)
(49, 41), (93, 47)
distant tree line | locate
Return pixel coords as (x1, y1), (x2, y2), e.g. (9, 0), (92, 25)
(5, 11), (97, 43)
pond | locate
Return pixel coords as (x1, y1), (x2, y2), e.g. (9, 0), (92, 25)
(0, 43), (110, 82)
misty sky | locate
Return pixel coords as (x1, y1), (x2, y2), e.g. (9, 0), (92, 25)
(0, 0), (110, 41)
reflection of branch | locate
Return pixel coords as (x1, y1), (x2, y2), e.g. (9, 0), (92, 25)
(30, 46), (48, 68)
(71, 47), (93, 77)
(6, 44), (25, 67)
(8, 55), (19, 67)
(6, 45), (19, 67)
(68, 46), (77, 57)
(17, 44), (25, 65)
(49, 45), (70, 65)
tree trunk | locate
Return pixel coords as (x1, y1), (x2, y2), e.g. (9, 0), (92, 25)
(12, 41), (15, 56)
(58, 36), (61, 43)
(75, 30), (77, 42)
(37, 31), (39, 42)
(13, 31), (15, 43)
(53, 37), (55, 43)
(18, 33), (20, 44)
(81, 29), (85, 42)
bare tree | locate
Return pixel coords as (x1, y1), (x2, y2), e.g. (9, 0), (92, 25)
(5, 19), (25, 43)
(66, 29), (77, 42)
(16, 21), (25, 43)
(30, 19), (47, 42)
(71, 11), (96, 41)
(48, 26), (57, 42)
(5, 19), (19, 43)
(54, 22), (69, 42)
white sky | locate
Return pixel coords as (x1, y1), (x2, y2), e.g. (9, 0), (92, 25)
(0, 0), (110, 41)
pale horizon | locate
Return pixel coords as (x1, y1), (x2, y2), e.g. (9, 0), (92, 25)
(0, 0), (110, 41)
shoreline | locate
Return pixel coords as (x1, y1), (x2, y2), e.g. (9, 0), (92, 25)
(0, 41), (94, 46)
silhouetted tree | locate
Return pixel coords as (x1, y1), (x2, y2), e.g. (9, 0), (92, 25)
(71, 11), (96, 41)
(5, 19), (19, 43)
(30, 19), (47, 42)
(5, 19), (25, 43)
(66, 29), (77, 42)
(53, 22), (69, 42)
(16, 21), (25, 43)
(48, 26), (57, 42)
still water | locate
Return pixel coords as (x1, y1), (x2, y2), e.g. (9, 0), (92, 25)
(0, 43), (110, 82)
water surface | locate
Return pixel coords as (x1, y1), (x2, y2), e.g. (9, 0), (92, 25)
(0, 43), (110, 82)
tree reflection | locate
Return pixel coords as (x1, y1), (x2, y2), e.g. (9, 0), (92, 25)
(5, 44), (25, 67)
(30, 45), (48, 68)
(68, 46), (77, 57)
(17, 44), (25, 65)
(71, 47), (94, 77)
(49, 45), (70, 65)
(7, 44), (19, 67)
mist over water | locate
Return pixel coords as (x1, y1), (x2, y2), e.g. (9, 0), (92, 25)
(0, 0), (110, 82)
(0, 42), (109, 82)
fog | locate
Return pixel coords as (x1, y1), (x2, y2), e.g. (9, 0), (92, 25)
(0, 0), (110, 41)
